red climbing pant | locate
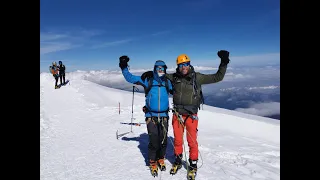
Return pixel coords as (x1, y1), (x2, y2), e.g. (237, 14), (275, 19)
(172, 113), (198, 160)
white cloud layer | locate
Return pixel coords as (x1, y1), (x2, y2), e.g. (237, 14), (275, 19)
(41, 65), (280, 119)
(235, 102), (280, 116)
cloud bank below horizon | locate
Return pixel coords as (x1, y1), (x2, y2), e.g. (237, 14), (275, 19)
(41, 65), (280, 119)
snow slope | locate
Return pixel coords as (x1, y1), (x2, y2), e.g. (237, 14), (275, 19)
(40, 73), (280, 180)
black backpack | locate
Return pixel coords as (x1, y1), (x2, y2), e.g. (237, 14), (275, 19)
(59, 64), (66, 72)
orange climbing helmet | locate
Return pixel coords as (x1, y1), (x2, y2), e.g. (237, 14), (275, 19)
(176, 54), (190, 65)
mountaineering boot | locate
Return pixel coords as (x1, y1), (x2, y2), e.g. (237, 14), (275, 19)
(187, 159), (198, 180)
(55, 85), (59, 89)
(158, 158), (166, 171)
(170, 154), (182, 175)
(149, 160), (158, 177)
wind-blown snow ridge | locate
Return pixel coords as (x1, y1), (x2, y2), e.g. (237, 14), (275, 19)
(40, 74), (280, 180)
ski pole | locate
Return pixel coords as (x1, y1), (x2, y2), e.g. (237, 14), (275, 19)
(131, 86), (134, 132)
(131, 86), (139, 132)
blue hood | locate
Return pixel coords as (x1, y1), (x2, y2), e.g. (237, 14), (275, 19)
(153, 60), (167, 82)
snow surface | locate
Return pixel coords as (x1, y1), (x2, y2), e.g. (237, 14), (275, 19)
(40, 73), (280, 180)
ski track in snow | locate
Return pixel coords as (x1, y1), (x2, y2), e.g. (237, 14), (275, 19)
(40, 74), (280, 180)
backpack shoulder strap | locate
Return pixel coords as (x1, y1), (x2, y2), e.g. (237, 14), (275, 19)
(170, 73), (180, 94)
(144, 77), (154, 96)
(145, 76), (172, 96)
(172, 73), (179, 84)
(193, 72), (205, 109)
(164, 77), (171, 95)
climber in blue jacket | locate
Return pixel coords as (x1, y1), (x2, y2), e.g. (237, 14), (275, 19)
(119, 55), (173, 176)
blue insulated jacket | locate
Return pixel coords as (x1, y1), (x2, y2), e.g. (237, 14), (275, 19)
(121, 60), (172, 118)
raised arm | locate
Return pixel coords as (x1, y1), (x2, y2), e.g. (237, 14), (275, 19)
(197, 50), (230, 85)
(119, 55), (147, 86)
(121, 67), (146, 85)
(197, 64), (227, 85)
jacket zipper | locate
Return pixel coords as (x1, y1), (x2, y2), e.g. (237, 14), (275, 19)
(179, 81), (182, 104)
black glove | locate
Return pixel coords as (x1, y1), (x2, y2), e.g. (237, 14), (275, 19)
(142, 106), (148, 113)
(119, 55), (130, 70)
(141, 71), (153, 81)
(217, 50), (230, 65)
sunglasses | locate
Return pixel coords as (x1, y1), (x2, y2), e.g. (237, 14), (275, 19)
(156, 67), (165, 71)
(178, 62), (190, 68)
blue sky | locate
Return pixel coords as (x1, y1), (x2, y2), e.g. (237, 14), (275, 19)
(40, 0), (280, 72)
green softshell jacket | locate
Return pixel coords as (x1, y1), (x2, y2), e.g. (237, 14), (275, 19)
(165, 63), (228, 115)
